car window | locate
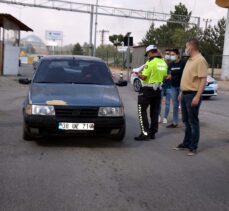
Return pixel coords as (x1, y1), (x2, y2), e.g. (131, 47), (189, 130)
(33, 59), (114, 85)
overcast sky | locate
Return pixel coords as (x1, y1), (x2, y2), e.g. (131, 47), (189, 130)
(0, 0), (227, 46)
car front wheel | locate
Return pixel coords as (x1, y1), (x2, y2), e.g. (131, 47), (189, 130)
(23, 124), (34, 141)
(133, 78), (142, 92)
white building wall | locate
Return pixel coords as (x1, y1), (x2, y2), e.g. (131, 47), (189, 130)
(221, 9), (229, 80)
(3, 44), (20, 75)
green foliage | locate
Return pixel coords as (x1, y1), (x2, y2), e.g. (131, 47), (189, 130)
(72, 43), (83, 55)
(142, 2), (193, 48)
(109, 34), (124, 46)
(142, 2), (226, 59)
(168, 2), (191, 29)
(199, 17), (226, 67)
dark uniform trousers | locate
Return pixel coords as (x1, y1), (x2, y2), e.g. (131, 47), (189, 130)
(138, 87), (162, 136)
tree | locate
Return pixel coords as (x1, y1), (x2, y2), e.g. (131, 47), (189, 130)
(199, 17), (226, 67)
(168, 2), (192, 29)
(72, 43), (83, 55)
(212, 17), (226, 54)
(96, 44), (116, 62)
(109, 34), (124, 46)
(82, 42), (91, 56)
(142, 3), (194, 48)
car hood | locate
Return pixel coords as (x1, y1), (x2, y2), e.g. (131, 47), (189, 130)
(30, 83), (122, 107)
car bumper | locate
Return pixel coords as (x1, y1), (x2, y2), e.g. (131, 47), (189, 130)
(202, 86), (218, 97)
(24, 115), (125, 136)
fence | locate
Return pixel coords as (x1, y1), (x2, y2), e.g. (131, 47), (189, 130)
(96, 50), (129, 68)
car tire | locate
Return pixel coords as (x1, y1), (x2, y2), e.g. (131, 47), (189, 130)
(133, 78), (142, 92)
(111, 127), (126, 142)
(23, 124), (34, 141)
(203, 96), (212, 100)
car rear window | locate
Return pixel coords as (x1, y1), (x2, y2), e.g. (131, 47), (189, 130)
(33, 59), (114, 85)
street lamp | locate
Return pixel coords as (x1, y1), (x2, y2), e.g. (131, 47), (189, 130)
(203, 18), (212, 30)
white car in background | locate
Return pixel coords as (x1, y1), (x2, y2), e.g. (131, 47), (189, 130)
(202, 75), (218, 98)
(130, 65), (144, 92)
(130, 66), (218, 98)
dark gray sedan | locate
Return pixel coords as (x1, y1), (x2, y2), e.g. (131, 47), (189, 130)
(22, 56), (127, 141)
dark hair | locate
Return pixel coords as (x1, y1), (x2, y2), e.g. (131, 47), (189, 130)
(187, 38), (199, 50)
(150, 49), (158, 53)
(165, 48), (171, 52)
(170, 48), (180, 55)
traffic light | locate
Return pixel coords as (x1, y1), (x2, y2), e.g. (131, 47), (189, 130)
(124, 37), (133, 46)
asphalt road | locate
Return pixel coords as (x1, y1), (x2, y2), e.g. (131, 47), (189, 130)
(0, 65), (228, 211)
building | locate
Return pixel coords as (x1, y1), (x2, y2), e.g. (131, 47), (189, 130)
(0, 14), (32, 75)
(20, 34), (48, 56)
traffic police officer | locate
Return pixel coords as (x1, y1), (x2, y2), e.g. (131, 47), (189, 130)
(135, 45), (168, 141)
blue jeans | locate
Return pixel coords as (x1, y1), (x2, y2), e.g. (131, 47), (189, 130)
(160, 88), (171, 119)
(181, 93), (201, 150)
(171, 86), (180, 124)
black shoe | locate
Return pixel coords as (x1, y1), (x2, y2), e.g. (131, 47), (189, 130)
(150, 134), (156, 139)
(134, 134), (150, 141)
(187, 149), (197, 156)
(173, 143), (189, 150)
(166, 124), (178, 128)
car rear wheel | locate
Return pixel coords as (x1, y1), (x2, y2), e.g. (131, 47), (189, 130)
(23, 124), (34, 141)
(133, 78), (142, 92)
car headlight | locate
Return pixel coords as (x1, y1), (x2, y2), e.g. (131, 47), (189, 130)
(98, 107), (124, 117)
(26, 105), (55, 116)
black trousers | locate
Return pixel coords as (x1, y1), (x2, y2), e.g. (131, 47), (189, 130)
(138, 87), (161, 135)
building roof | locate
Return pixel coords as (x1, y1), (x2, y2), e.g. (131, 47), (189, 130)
(0, 13), (33, 31)
(216, 0), (229, 8)
(21, 35), (44, 43)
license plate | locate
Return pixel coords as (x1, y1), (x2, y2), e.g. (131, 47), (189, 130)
(58, 123), (94, 131)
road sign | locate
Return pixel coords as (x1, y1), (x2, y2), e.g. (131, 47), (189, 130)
(117, 46), (128, 52)
(45, 31), (63, 41)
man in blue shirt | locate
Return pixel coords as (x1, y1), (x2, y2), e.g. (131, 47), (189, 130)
(167, 48), (186, 128)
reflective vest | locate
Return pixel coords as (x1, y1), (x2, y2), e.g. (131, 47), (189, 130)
(142, 57), (168, 84)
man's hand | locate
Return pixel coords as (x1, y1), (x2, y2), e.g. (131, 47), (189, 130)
(166, 74), (172, 80)
(138, 73), (147, 80)
(191, 77), (207, 107)
(191, 95), (200, 107)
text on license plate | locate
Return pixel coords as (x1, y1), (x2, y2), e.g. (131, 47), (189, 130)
(58, 123), (94, 130)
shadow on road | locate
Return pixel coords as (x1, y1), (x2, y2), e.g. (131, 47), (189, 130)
(35, 136), (131, 149)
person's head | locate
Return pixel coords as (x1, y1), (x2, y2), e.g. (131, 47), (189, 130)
(185, 38), (200, 56)
(145, 45), (158, 58)
(164, 49), (171, 62)
(170, 48), (180, 63)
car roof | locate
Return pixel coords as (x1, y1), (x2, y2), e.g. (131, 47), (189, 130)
(41, 55), (103, 62)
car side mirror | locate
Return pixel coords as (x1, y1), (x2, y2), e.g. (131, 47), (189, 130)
(116, 80), (128, 87)
(19, 78), (31, 85)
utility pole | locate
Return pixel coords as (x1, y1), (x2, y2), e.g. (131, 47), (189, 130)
(99, 30), (109, 46)
(93, 0), (98, 57)
(89, 5), (94, 56)
(203, 18), (212, 30)
(125, 32), (132, 82)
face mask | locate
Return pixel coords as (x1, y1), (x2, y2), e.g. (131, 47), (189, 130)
(170, 55), (177, 61)
(185, 48), (191, 56)
(164, 55), (170, 60)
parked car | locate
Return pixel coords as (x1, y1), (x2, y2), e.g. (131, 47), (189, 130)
(130, 66), (218, 98)
(130, 65), (144, 92)
(33, 55), (44, 70)
(21, 56), (127, 141)
(202, 75), (218, 98)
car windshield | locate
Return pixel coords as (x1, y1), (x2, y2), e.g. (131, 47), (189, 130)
(33, 59), (114, 85)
